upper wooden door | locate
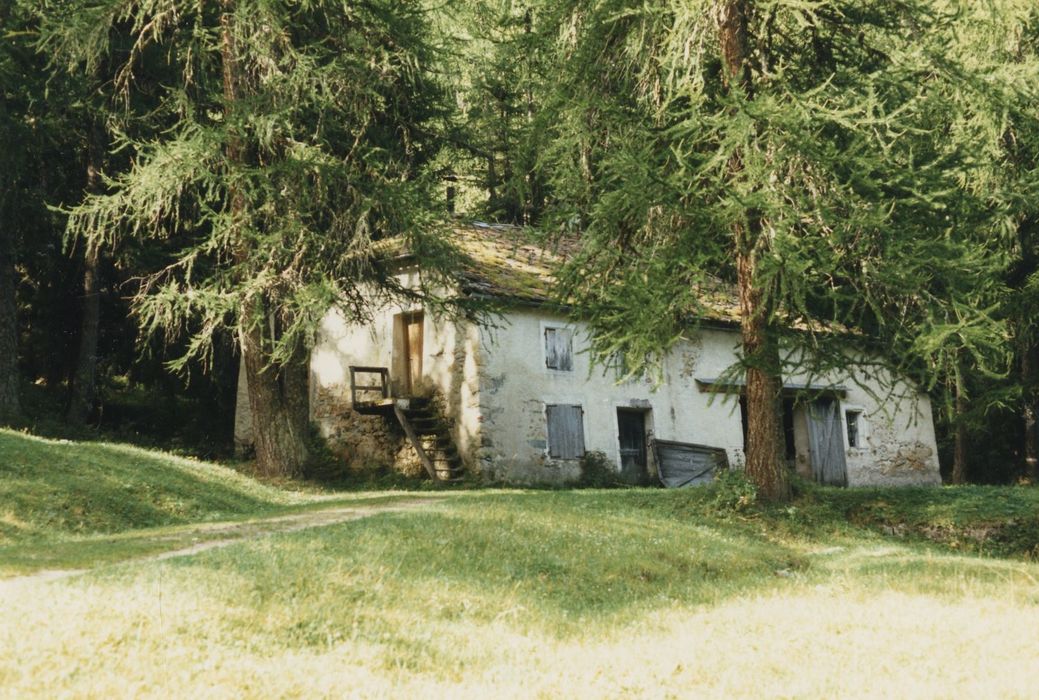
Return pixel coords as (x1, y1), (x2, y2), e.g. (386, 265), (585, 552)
(402, 312), (423, 395)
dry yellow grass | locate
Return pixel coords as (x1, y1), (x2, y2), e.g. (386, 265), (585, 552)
(2, 568), (1038, 699)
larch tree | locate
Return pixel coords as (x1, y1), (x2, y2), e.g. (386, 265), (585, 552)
(44, 1), (461, 476)
(65, 117), (105, 427)
(532, 0), (1021, 499)
(986, 5), (1039, 483)
(916, 0), (1039, 484)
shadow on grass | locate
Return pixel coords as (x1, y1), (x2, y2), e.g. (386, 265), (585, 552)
(765, 485), (1039, 560)
(158, 491), (807, 642)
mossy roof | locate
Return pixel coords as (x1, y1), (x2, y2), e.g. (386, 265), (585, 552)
(451, 222), (743, 324)
(453, 222), (571, 305)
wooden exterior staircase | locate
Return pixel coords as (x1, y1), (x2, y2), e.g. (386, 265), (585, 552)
(349, 366), (464, 483)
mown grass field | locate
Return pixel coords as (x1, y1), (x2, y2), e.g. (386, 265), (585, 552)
(2, 431), (1039, 697)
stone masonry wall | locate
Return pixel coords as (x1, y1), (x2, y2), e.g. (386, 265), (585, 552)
(311, 382), (432, 477)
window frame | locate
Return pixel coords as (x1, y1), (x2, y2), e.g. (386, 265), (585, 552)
(842, 405), (867, 449)
(541, 322), (576, 373)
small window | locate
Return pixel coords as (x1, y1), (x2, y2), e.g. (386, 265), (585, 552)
(846, 410), (862, 448)
(611, 351), (647, 382)
(544, 327), (574, 371)
(546, 404), (585, 459)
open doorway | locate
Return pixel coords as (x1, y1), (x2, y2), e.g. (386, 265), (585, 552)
(617, 408), (650, 485)
(738, 393), (846, 486)
(738, 395), (800, 466)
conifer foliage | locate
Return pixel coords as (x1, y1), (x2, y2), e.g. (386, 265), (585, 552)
(43, 1), (458, 475)
(532, 1), (1034, 499)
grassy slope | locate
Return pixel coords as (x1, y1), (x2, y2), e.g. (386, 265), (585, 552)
(0, 429), (327, 545)
(2, 486), (1039, 697)
(2, 433), (1039, 695)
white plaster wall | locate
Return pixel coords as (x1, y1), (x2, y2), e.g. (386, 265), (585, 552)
(474, 308), (747, 483)
(475, 308), (941, 486)
(838, 374), (940, 486)
(308, 292), (941, 487)
(782, 364), (941, 487)
(309, 276), (483, 464)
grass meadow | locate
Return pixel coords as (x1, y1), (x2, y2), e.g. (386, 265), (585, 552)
(2, 430), (1039, 697)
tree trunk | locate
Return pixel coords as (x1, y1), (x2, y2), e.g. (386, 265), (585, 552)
(0, 222), (19, 424)
(951, 382), (968, 485)
(238, 318), (310, 477)
(67, 121), (105, 425)
(0, 53), (20, 424)
(737, 241), (788, 501)
(717, 0), (789, 501)
(222, 2), (309, 477)
(1022, 343), (1039, 482)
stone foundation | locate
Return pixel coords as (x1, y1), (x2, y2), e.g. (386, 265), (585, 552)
(311, 383), (468, 478)
(311, 383), (405, 474)
(851, 440), (941, 486)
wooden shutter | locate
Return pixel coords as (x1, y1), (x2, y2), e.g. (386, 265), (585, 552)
(546, 404), (585, 459)
(544, 328), (574, 371)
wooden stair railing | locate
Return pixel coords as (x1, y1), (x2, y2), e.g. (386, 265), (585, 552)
(348, 366), (389, 408)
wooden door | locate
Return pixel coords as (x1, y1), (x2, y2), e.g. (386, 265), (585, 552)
(806, 397), (848, 486)
(617, 409), (648, 485)
(403, 312), (423, 395)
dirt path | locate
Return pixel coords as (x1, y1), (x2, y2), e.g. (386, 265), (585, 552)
(0, 497), (446, 590)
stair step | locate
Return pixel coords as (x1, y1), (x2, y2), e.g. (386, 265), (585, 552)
(394, 401), (464, 483)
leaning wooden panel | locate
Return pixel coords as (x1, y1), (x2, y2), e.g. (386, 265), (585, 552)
(653, 439), (728, 488)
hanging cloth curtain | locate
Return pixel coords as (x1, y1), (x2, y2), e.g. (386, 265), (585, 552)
(806, 398), (848, 486)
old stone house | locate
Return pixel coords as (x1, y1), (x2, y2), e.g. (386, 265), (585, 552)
(234, 222), (941, 486)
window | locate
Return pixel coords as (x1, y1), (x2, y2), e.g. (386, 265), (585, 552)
(845, 410), (863, 448)
(544, 327), (574, 371)
(546, 404), (585, 459)
(611, 351), (649, 383)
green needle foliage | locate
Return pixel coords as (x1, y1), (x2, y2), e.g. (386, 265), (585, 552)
(529, 0), (1038, 497)
(41, 1), (462, 475)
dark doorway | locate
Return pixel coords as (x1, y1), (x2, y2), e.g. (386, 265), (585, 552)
(739, 396), (796, 462)
(782, 397), (797, 461)
(617, 409), (649, 485)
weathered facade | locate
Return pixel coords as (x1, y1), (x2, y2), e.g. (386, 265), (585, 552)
(235, 223), (941, 487)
